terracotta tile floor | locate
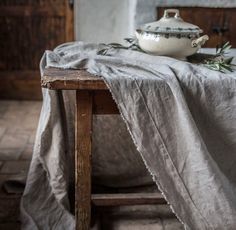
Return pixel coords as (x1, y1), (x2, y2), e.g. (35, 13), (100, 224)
(0, 100), (42, 229)
(0, 100), (183, 230)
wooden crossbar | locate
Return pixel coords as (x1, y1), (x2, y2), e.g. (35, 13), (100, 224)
(92, 193), (166, 207)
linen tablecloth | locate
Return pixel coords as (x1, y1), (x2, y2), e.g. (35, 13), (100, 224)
(21, 42), (236, 230)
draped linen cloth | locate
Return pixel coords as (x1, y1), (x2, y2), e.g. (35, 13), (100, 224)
(21, 42), (236, 230)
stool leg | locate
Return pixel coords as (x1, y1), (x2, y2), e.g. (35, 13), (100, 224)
(75, 90), (93, 230)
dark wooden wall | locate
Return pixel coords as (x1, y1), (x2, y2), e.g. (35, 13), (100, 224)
(0, 0), (74, 100)
(157, 7), (236, 48)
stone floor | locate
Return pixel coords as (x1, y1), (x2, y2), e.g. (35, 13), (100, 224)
(0, 100), (183, 230)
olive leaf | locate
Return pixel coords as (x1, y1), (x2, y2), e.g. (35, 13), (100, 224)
(204, 41), (235, 73)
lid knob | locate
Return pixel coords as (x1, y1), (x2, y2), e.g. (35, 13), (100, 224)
(163, 9), (180, 19)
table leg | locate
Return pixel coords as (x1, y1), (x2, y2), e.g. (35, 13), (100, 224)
(75, 90), (93, 230)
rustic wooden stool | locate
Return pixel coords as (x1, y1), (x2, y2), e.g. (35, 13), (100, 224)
(42, 68), (166, 230)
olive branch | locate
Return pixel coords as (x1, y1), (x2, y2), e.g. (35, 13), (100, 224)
(204, 42), (236, 73)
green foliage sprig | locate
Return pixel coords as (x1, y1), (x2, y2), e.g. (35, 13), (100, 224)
(204, 42), (236, 73)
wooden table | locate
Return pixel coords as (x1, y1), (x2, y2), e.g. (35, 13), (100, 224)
(42, 67), (166, 230)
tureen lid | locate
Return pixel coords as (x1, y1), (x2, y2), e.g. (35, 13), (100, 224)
(140, 9), (203, 34)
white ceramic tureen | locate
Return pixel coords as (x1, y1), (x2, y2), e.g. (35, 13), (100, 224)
(135, 9), (209, 59)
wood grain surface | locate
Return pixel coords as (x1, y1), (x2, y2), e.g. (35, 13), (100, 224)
(42, 68), (107, 90)
(0, 0), (74, 99)
(157, 7), (236, 48)
(75, 91), (93, 230)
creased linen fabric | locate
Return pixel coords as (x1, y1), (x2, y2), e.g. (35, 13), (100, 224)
(21, 42), (236, 230)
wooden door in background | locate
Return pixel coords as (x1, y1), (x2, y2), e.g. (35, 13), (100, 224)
(0, 0), (74, 100)
(157, 7), (236, 48)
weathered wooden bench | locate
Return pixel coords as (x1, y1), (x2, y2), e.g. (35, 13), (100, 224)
(42, 67), (166, 230)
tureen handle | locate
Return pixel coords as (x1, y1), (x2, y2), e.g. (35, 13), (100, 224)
(163, 9), (180, 18)
(191, 35), (209, 48)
